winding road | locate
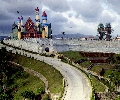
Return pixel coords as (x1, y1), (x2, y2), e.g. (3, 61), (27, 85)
(0, 43), (92, 100)
(34, 55), (92, 100)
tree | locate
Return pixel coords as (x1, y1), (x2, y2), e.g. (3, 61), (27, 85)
(105, 23), (113, 41)
(108, 56), (116, 64)
(21, 90), (35, 100)
(97, 23), (105, 40)
(97, 23), (113, 41)
(107, 71), (120, 91)
(100, 68), (105, 76)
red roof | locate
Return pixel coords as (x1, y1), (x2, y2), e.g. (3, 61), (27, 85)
(35, 7), (39, 11)
(18, 17), (20, 19)
(42, 11), (47, 17)
(89, 36), (94, 38)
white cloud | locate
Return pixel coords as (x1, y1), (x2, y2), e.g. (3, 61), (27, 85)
(42, 0), (70, 12)
(69, 0), (103, 22)
(104, 0), (120, 14)
(0, 0), (120, 37)
(98, 10), (116, 24)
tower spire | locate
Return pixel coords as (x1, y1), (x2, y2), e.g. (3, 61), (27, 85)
(21, 16), (24, 32)
(17, 17), (21, 39)
(42, 11), (47, 23)
(35, 7), (40, 31)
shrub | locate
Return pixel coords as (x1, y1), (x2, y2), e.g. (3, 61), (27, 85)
(21, 90), (35, 100)
(37, 87), (45, 94)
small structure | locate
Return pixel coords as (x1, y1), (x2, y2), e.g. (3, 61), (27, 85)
(115, 35), (120, 40)
(88, 36), (94, 40)
(79, 37), (86, 41)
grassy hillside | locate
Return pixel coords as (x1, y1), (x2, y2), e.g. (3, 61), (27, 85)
(13, 71), (45, 100)
(9, 53), (63, 94)
(0, 47), (45, 100)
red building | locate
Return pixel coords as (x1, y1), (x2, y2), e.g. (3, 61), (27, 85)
(21, 17), (41, 38)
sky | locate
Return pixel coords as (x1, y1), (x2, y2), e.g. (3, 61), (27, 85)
(0, 0), (120, 37)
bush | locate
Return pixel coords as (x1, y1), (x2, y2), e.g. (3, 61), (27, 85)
(21, 90), (35, 100)
(37, 87), (45, 94)
(42, 93), (50, 100)
(49, 54), (55, 57)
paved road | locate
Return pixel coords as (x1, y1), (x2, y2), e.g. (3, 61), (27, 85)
(35, 56), (92, 100)
(0, 44), (92, 100)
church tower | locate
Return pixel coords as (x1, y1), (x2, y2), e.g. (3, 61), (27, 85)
(42, 11), (48, 38)
(42, 11), (47, 23)
(35, 7), (40, 31)
(21, 16), (24, 33)
(17, 17), (21, 39)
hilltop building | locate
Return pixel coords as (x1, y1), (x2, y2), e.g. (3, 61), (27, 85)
(11, 7), (52, 39)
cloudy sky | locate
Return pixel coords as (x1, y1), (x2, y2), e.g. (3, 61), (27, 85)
(0, 0), (120, 37)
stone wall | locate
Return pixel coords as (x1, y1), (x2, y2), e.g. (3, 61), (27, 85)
(53, 39), (120, 53)
(3, 38), (120, 54)
(3, 38), (54, 54)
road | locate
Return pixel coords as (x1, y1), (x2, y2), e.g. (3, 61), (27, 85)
(0, 43), (92, 100)
(35, 56), (92, 100)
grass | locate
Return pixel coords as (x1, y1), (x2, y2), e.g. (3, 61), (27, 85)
(90, 64), (114, 75)
(91, 64), (116, 75)
(60, 51), (83, 62)
(13, 71), (45, 100)
(60, 51), (120, 75)
(90, 75), (106, 92)
(79, 61), (92, 68)
(10, 53), (63, 94)
(90, 65), (102, 74)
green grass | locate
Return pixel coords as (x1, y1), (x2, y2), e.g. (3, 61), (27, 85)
(60, 51), (92, 67)
(13, 71), (45, 100)
(60, 51), (120, 75)
(90, 65), (102, 74)
(60, 51), (83, 62)
(79, 61), (92, 68)
(10, 54), (63, 94)
(104, 70), (114, 77)
(91, 64), (118, 77)
(90, 64), (114, 75)
(90, 75), (106, 92)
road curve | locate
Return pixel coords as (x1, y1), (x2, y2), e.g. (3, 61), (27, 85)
(0, 44), (92, 100)
(34, 55), (92, 100)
